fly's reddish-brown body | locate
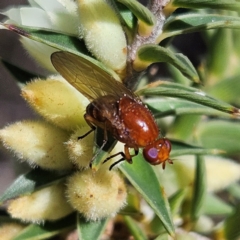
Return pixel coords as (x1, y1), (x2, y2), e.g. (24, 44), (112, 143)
(51, 51), (172, 169)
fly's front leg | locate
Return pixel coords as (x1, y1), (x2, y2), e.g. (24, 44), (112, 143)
(78, 113), (96, 140)
(124, 145), (139, 164)
(89, 120), (108, 167)
(103, 145), (139, 170)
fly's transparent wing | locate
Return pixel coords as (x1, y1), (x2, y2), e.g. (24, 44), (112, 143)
(51, 51), (135, 101)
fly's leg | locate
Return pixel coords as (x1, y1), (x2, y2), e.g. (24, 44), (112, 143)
(88, 119), (109, 167)
(78, 128), (95, 139)
(124, 145), (139, 164)
(103, 151), (125, 165)
(78, 113), (96, 140)
(103, 145), (139, 170)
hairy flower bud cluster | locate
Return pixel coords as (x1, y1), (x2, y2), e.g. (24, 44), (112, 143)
(0, 76), (127, 223)
(7, 183), (73, 223)
(65, 126), (94, 169)
(0, 0), (139, 226)
(66, 167), (127, 221)
(0, 120), (72, 170)
(21, 77), (89, 130)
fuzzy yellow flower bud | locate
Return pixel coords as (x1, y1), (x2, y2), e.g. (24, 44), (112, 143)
(0, 223), (25, 240)
(7, 183), (73, 223)
(21, 77), (89, 131)
(66, 126), (94, 169)
(0, 120), (72, 170)
(66, 168), (127, 221)
(77, 0), (127, 72)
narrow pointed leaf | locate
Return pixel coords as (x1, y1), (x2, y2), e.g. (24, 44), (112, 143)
(191, 156), (206, 221)
(173, 115), (202, 141)
(116, 2), (136, 30)
(224, 203), (240, 240)
(136, 81), (240, 116)
(124, 216), (148, 240)
(0, 169), (69, 204)
(171, 0), (240, 11)
(197, 120), (240, 154)
(119, 157), (175, 237)
(162, 14), (240, 40)
(13, 213), (76, 240)
(169, 189), (188, 216)
(135, 44), (199, 83)
(145, 98), (229, 118)
(170, 140), (222, 158)
(202, 193), (233, 215)
(154, 234), (169, 240)
(206, 29), (232, 77)
(77, 215), (108, 240)
(1, 23), (120, 80)
(228, 183), (240, 200)
(208, 74), (240, 106)
(117, 0), (155, 26)
(1, 23), (88, 55)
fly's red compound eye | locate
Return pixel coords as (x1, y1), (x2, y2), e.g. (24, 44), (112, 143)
(143, 138), (172, 168)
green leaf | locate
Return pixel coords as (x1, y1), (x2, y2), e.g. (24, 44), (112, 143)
(119, 157), (175, 237)
(120, 191), (142, 217)
(162, 14), (240, 41)
(145, 98), (229, 118)
(136, 44), (200, 83)
(148, 215), (166, 237)
(224, 203), (240, 240)
(228, 183), (240, 199)
(13, 213), (76, 240)
(124, 216), (148, 240)
(77, 214), (108, 240)
(169, 115), (202, 141)
(1, 23), (88, 54)
(154, 234), (169, 240)
(169, 189), (188, 216)
(1, 24), (120, 80)
(171, 0), (240, 11)
(197, 120), (240, 154)
(170, 140), (222, 158)
(208, 74), (240, 105)
(202, 193), (233, 215)
(0, 169), (69, 204)
(167, 61), (191, 85)
(116, 2), (136, 30)
(136, 81), (240, 116)
(117, 0), (155, 26)
(207, 28), (233, 78)
(191, 156), (206, 221)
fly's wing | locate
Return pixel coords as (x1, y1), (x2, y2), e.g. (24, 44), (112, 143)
(51, 51), (135, 101)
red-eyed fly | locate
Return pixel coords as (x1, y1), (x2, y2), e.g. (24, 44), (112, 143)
(51, 51), (172, 169)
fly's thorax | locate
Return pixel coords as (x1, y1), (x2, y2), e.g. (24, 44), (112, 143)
(86, 95), (119, 122)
